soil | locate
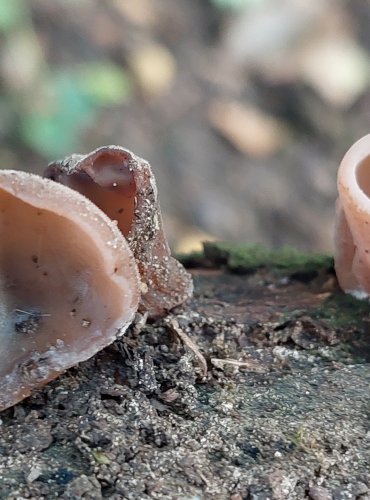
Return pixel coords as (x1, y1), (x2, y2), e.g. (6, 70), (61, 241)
(1, 245), (370, 499)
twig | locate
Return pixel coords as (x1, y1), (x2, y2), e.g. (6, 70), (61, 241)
(14, 308), (51, 317)
(165, 316), (207, 377)
(211, 357), (266, 373)
(194, 466), (210, 486)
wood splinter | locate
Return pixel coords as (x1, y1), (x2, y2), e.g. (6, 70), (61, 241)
(165, 316), (207, 377)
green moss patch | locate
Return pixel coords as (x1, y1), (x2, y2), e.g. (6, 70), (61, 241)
(178, 242), (333, 276)
(313, 293), (370, 330)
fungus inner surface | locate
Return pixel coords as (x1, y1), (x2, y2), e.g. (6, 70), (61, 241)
(53, 154), (136, 236)
(0, 188), (128, 379)
(356, 156), (370, 198)
(45, 146), (194, 317)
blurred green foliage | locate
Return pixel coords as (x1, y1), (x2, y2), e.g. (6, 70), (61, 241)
(211, 0), (266, 11)
(0, 0), (132, 158)
(0, 0), (26, 31)
(21, 65), (131, 157)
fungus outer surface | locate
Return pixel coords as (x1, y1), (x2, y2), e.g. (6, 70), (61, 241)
(335, 134), (370, 298)
(45, 146), (193, 316)
(0, 170), (140, 411)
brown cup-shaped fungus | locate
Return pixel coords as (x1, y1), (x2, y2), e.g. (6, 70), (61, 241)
(45, 146), (193, 316)
(335, 134), (370, 298)
(0, 170), (140, 411)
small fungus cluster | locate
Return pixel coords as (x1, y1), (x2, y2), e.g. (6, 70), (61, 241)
(335, 134), (370, 298)
(0, 146), (192, 411)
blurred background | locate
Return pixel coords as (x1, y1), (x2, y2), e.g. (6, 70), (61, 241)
(0, 0), (369, 253)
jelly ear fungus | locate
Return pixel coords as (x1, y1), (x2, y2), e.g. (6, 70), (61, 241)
(335, 134), (370, 298)
(0, 170), (140, 411)
(45, 146), (193, 316)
